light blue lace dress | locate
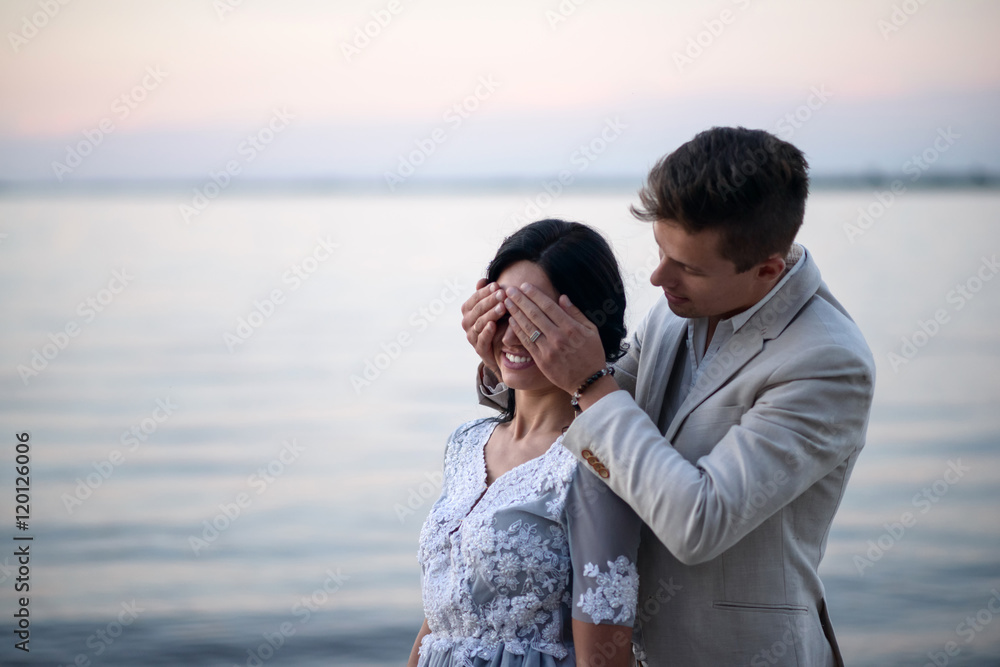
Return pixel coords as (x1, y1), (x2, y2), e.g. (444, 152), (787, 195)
(417, 418), (642, 666)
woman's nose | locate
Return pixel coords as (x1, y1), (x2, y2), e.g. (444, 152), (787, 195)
(500, 320), (520, 346)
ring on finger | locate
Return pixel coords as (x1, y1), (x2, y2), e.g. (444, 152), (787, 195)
(529, 330), (542, 343)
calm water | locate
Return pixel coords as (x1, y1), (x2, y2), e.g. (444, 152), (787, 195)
(0, 189), (998, 666)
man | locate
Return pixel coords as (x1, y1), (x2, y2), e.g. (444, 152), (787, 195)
(462, 127), (875, 665)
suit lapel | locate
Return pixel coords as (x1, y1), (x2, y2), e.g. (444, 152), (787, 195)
(635, 311), (687, 430)
(663, 247), (823, 442)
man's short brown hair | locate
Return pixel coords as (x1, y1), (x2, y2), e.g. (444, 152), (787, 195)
(631, 127), (810, 272)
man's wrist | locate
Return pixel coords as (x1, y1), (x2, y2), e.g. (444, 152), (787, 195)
(573, 373), (619, 412)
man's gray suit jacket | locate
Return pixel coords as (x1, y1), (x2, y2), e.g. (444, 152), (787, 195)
(562, 247), (875, 666)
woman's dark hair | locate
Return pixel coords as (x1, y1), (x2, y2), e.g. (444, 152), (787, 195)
(486, 218), (627, 423)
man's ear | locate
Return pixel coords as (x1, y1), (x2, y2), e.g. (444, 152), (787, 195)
(755, 254), (787, 282)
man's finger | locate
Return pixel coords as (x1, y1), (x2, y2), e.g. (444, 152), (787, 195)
(475, 321), (499, 373)
(504, 296), (541, 346)
(461, 283), (504, 330)
(559, 294), (594, 327)
(476, 320), (495, 347)
(506, 309), (533, 347)
(472, 295), (506, 335)
(518, 283), (578, 328)
(505, 285), (555, 335)
(461, 280), (496, 316)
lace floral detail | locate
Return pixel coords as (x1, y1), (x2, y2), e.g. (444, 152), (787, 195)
(576, 555), (640, 625)
(417, 419), (581, 663)
(545, 495), (565, 519)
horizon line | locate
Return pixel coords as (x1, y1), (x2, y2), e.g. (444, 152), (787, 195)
(2, 171), (999, 196)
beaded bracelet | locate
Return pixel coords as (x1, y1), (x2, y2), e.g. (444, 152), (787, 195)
(570, 365), (615, 411)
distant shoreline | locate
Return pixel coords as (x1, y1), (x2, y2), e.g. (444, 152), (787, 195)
(2, 173), (999, 196)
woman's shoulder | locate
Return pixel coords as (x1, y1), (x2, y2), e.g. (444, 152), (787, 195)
(446, 416), (496, 445)
(442, 417), (496, 466)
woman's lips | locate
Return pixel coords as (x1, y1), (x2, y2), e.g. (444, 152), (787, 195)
(502, 351), (535, 370)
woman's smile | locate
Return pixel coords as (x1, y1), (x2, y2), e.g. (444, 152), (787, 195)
(502, 350), (535, 370)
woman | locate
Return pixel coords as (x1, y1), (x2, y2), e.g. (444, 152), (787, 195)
(407, 219), (642, 667)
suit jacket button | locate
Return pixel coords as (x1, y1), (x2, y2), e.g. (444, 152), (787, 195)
(598, 469), (610, 479)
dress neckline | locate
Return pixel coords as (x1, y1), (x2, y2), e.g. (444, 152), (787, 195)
(445, 420), (566, 532)
(449, 420), (565, 536)
(478, 420), (565, 491)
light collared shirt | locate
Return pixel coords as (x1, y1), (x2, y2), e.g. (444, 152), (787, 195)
(657, 244), (805, 434)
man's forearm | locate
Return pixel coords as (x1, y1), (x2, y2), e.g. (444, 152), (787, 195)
(562, 358), (871, 565)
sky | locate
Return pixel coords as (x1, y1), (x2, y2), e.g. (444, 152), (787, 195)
(0, 0), (998, 185)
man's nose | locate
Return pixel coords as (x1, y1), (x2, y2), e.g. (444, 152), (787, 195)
(650, 260), (676, 288)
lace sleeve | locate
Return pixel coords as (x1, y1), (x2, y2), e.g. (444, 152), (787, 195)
(565, 462), (641, 626)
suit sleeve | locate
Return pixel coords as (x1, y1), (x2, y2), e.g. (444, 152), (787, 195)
(562, 343), (875, 565)
(476, 363), (508, 412)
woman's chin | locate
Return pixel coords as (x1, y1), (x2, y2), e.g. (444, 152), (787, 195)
(499, 369), (558, 393)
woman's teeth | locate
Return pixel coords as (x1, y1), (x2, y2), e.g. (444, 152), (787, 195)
(505, 353), (531, 364)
